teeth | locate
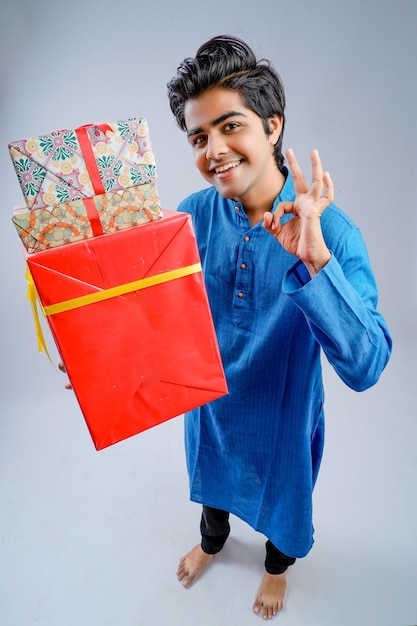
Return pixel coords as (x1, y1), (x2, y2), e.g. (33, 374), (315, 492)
(215, 161), (240, 174)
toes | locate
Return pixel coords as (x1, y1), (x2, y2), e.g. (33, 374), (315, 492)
(253, 599), (281, 619)
(177, 572), (190, 586)
(176, 562), (194, 587)
(263, 607), (272, 620)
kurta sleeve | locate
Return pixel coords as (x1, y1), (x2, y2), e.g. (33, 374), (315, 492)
(282, 219), (392, 392)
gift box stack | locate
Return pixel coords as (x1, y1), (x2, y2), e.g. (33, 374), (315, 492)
(9, 117), (228, 450)
(9, 117), (162, 252)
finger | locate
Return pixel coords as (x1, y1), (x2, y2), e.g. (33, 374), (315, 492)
(263, 211), (281, 232)
(314, 171), (334, 213)
(279, 200), (297, 216)
(263, 211), (274, 230)
(58, 361), (66, 373)
(263, 202), (294, 232)
(309, 149), (324, 199)
(286, 148), (308, 194)
(322, 170), (334, 205)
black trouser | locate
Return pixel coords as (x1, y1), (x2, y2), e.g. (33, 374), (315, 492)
(200, 505), (296, 575)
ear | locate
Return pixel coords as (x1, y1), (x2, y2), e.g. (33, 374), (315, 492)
(268, 115), (283, 145)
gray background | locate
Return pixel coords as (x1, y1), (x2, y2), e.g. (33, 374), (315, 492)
(1, 1), (416, 625)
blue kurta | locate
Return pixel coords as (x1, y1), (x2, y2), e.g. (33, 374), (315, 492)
(177, 171), (392, 558)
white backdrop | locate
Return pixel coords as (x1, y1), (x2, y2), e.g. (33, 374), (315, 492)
(1, 2), (416, 625)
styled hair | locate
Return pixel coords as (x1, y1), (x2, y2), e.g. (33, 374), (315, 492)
(167, 35), (286, 170)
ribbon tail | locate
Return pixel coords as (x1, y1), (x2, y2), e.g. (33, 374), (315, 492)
(26, 267), (54, 365)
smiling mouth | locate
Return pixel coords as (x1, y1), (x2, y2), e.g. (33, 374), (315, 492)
(214, 160), (241, 174)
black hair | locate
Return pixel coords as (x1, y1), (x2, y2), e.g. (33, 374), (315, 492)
(167, 35), (286, 170)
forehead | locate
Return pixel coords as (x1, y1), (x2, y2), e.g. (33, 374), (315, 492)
(184, 87), (254, 131)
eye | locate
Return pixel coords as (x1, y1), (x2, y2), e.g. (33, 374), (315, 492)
(191, 135), (207, 147)
(224, 122), (241, 132)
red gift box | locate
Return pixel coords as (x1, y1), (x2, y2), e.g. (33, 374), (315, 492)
(26, 210), (228, 450)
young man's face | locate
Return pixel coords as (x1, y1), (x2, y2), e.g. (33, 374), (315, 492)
(184, 87), (282, 207)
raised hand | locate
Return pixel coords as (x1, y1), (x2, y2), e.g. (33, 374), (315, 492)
(263, 148), (334, 276)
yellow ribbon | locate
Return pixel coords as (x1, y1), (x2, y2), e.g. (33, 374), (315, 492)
(26, 262), (202, 355)
(42, 262), (202, 315)
(26, 266), (52, 360)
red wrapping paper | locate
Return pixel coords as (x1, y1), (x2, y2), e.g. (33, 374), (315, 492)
(26, 210), (228, 450)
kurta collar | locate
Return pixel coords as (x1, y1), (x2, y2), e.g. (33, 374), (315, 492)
(272, 167), (295, 213)
(226, 166), (295, 221)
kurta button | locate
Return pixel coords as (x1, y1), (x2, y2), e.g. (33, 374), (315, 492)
(244, 236), (249, 241)
(235, 206), (240, 211)
(240, 263), (246, 269)
(237, 292), (244, 298)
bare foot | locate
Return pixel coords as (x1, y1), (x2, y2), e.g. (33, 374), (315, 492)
(253, 571), (287, 619)
(176, 544), (215, 588)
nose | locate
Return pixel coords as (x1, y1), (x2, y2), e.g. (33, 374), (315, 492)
(205, 133), (228, 160)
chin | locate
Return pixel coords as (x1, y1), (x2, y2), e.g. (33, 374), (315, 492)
(218, 191), (236, 200)
(212, 183), (240, 200)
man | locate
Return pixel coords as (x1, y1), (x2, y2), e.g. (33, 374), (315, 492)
(167, 35), (392, 620)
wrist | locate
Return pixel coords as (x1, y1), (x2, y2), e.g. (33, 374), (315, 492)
(304, 250), (331, 277)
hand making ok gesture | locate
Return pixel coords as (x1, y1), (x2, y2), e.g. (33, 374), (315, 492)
(263, 148), (334, 277)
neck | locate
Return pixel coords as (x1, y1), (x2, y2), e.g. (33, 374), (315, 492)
(239, 169), (286, 227)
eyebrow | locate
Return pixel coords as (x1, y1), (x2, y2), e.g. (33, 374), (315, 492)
(186, 110), (247, 139)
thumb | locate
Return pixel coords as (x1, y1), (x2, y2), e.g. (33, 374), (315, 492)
(263, 211), (274, 230)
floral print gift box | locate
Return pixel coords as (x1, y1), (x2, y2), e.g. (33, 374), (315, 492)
(12, 183), (161, 253)
(8, 117), (157, 210)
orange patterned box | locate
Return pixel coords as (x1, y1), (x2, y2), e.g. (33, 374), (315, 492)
(13, 183), (161, 253)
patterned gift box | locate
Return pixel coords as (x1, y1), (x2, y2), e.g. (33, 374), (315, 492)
(8, 117), (157, 210)
(13, 183), (162, 253)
